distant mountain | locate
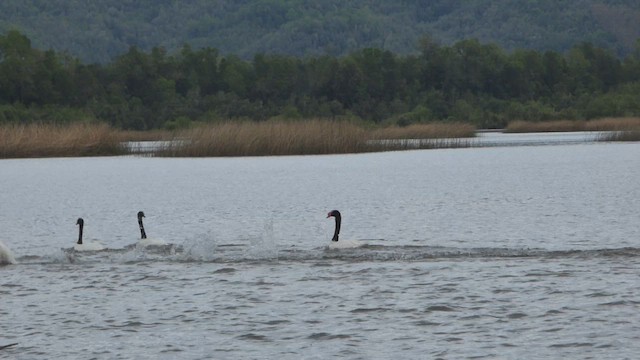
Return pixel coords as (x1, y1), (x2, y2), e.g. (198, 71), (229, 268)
(1, 0), (639, 63)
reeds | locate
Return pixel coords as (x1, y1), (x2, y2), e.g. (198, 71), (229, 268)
(0, 120), (481, 158)
(371, 122), (476, 140)
(505, 117), (640, 133)
(0, 123), (125, 158)
(583, 117), (640, 131)
(505, 120), (585, 133)
(159, 119), (369, 156)
(158, 120), (478, 157)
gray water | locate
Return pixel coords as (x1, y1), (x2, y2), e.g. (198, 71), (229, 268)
(1, 141), (639, 359)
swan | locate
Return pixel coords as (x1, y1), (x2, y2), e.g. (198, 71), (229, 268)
(0, 240), (16, 265)
(74, 218), (105, 251)
(135, 211), (165, 246)
(326, 210), (364, 249)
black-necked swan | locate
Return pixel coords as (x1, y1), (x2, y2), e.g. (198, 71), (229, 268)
(0, 240), (16, 265)
(74, 218), (105, 251)
(326, 210), (363, 249)
(136, 211), (165, 246)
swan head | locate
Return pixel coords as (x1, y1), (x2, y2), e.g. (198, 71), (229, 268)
(76, 218), (84, 226)
(137, 211), (145, 220)
(327, 210), (341, 219)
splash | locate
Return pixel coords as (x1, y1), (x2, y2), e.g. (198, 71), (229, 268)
(246, 218), (279, 260)
(0, 240), (16, 265)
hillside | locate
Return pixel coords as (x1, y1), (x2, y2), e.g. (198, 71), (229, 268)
(0, 0), (639, 63)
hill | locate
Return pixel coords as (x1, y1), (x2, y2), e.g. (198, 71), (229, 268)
(0, 0), (639, 63)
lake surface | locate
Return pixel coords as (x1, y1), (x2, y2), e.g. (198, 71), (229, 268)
(1, 140), (639, 359)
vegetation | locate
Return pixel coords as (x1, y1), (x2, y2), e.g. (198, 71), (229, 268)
(0, 121), (475, 159)
(1, 30), (640, 132)
(505, 117), (640, 132)
(371, 123), (475, 140)
(159, 120), (476, 157)
(0, 1), (639, 63)
(0, 123), (124, 158)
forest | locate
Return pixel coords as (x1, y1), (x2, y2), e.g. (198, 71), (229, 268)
(1, 30), (639, 130)
(1, 0), (639, 64)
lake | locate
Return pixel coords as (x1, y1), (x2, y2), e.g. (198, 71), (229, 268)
(1, 139), (639, 359)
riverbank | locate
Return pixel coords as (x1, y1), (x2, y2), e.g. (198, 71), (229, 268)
(0, 120), (476, 158)
(1, 118), (638, 159)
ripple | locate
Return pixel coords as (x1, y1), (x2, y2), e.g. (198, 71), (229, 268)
(236, 333), (270, 341)
(350, 307), (389, 313)
(306, 332), (351, 340)
(213, 267), (237, 274)
(549, 342), (594, 348)
(425, 305), (456, 312)
(413, 320), (441, 326)
(506, 312), (528, 319)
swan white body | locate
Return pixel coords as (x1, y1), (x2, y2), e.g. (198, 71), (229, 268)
(328, 239), (363, 249)
(0, 240), (16, 265)
(326, 210), (366, 249)
(73, 241), (105, 252)
(136, 237), (166, 247)
(134, 211), (166, 247)
(74, 218), (105, 251)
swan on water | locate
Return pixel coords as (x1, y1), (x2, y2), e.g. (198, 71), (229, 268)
(0, 240), (16, 265)
(326, 210), (363, 249)
(136, 211), (165, 246)
(74, 218), (105, 251)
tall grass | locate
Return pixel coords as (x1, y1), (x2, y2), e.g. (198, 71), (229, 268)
(0, 123), (125, 158)
(505, 117), (640, 133)
(371, 123), (476, 140)
(159, 120), (368, 156)
(158, 120), (477, 157)
(583, 117), (640, 131)
(505, 120), (585, 133)
(0, 120), (480, 159)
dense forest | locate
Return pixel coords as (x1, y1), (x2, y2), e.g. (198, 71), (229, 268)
(1, 30), (639, 129)
(0, 1), (639, 63)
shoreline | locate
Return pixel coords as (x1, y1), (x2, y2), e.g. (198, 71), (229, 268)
(0, 119), (638, 159)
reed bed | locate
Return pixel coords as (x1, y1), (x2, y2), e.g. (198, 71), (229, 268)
(600, 130), (640, 141)
(583, 117), (640, 131)
(505, 117), (640, 133)
(159, 120), (369, 156)
(158, 120), (478, 157)
(505, 120), (586, 133)
(0, 123), (125, 158)
(371, 122), (476, 140)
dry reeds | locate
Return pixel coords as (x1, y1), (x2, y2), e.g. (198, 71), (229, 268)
(505, 120), (585, 133)
(505, 117), (640, 133)
(371, 122), (476, 140)
(157, 120), (479, 157)
(0, 119), (481, 159)
(583, 117), (640, 131)
(160, 119), (369, 157)
(0, 123), (125, 158)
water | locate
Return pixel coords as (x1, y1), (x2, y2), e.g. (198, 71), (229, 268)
(1, 141), (639, 359)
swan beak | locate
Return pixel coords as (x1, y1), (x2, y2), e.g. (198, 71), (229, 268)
(327, 213), (332, 218)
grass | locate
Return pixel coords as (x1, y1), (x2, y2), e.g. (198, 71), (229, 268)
(8, 117), (636, 159)
(0, 123), (125, 158)
(600, 130), (640, 141)
(158, 120), (368, 156)
(505, 117), (640, 133)
(158, 120), (477, 157)
(371, 122), (476, 140)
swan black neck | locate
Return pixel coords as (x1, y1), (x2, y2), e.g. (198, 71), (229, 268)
(76, 218), (84, 245)
(137, 211), (147, 239)
(328, 210), (341, 242)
